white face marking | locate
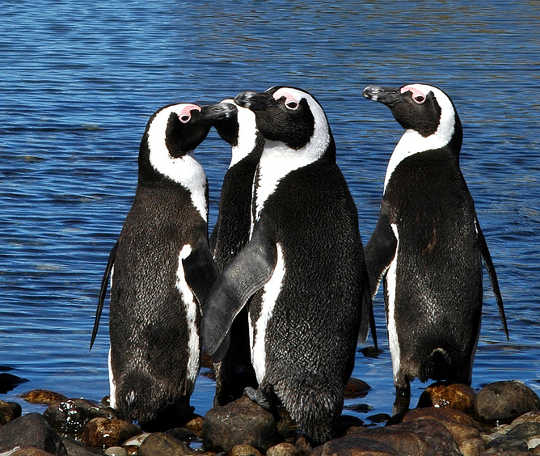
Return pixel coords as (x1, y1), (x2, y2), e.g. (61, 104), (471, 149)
(176, 244), (200, 388)
(384, 84), (456, 193)
(108, 347), (117, 409)
(254, 88), (330, 222)
(250, 243), (285, 383)
(385, 224), (401, 381)
(147, 104), (208, 221)
(220, 99), (259, 169)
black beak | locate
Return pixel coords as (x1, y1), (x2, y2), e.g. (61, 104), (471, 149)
(200, 103), (237, 123)
(234, 91), (271, 111)
(363, 86), (401, 107)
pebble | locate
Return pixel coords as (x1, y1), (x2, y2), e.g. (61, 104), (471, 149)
(80, 417), (140, 448)
(417, 382), (476, 413)
(184, 416), (204, 437)
(202, 395), (278, 452)
(266, 442), (298, 456)
(20, 390), (68, 405)
(138, 432), (193, 456)
(0, 400), (22, 425)
(105, 446), (128, 456)
(229, 444), (263, 456)
(475, 380), (540, 424)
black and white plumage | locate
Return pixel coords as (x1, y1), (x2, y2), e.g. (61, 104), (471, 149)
(205, 99), (262, 405)
(90, 103), (217, 429)
(363, 84), (509, 420)
(203, 87), (374, 444)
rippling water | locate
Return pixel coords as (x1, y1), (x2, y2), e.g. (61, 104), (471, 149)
(1, 1), (539, 420)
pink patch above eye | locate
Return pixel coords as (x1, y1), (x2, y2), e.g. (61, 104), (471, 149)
(400, 85), (425, 100)
(273, 88), (298, 106)
(179, 104), (201, 116)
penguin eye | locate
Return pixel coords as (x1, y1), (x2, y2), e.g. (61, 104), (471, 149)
(285, 100), (299, 110)
(413, 95), (425, 104)
(179, 113), (191, 123)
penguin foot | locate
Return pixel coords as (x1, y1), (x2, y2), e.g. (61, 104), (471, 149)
(243, 386), (272, 410)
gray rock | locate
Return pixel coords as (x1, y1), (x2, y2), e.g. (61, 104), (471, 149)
(104, 446), (128, 456)
(202, 395), (278, 452)
(0, 413), (66, 456)
(43, 398), (118, 439)
(62, 438), (99, 456)
(475, 381), (540, 424)
(139, 432), (193, 456)
(0, 399), (22, 425)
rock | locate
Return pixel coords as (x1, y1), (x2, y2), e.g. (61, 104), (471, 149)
(20, 390), (68, 405)
(475, 381), (540, 424)
(0, 413), (66, 455)
(403, 406), (483, 429)
(11, 448), (55, 456)
(344, 378), (371, 399)
(166, 427), (198, 443)
(202, 395), (278, 452)
(44, 398), (118, 439)
(139, 432), (193, 456)
(266, 442), (297, 456)
(334, 415), (365, 437)
(123, 432), (151, 447)
(0, 373), (29, 394)
(61, 438), (98, 456)
(105, 447), (128, 456)
(0, 399), (22, 424)
(184, 416), (204, 437)
(312, 435), (398, 456)
(80, 417), (140, 448)
(487, 422), (540, 452)
(124, 446), (139, 456)
(367, 413), (391, 424)
(417, 382), (476, 413)
(229, 444), (263, 456)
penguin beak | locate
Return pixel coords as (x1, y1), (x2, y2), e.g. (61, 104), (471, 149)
(363, 86), (401, 107)
(234, 91), (271, 111)
(200, 103), (237, 123)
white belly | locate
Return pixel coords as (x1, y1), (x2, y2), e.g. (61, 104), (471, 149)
(386, 224), (401, 381)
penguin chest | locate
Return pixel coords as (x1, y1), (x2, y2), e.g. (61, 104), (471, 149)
(249, 243), (285, 384)
(384, 224), (401, 382)
(176, 244), (201, 387)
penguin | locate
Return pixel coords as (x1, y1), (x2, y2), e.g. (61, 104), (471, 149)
(206, 99), (262, 406)
(90, 102), (218, 430)
(362, 83), (509, 420)
(202, 86), (375, 444)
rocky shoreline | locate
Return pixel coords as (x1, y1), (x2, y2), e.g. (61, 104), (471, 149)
(0, 378), (539, 455)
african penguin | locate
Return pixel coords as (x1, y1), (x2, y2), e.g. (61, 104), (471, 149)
(362, 83), (509, 420)
(202, 87), (375, 444)
(205, 99), (262, 405)
(90, 102), (218, 430)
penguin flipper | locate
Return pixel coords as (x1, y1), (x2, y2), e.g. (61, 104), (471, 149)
(182, 236), (218, 306)
(365, 201), (397, 298)
(475, 217), (509, 340)
(202, 224), (277, 359)
(90, 242), (117, 350)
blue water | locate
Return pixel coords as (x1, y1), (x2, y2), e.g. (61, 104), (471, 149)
(1, 1), (539, 421)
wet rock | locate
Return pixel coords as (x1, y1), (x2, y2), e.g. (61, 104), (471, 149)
(334, 415), (365, 437)
(475, 381), (540, 424)
(0, 399), (22, 425)
(404, 406), (483, 429)
(487, 421), (540, 452)
(266, 442), (298, 456)
(0, 373), (29, 394)
(123, 432), (151, 447)
(184, 416), (204, 437)
(166, 426), (198, 444)
(124, 445), (139, 456)
(312, 435), (398, 456)
(417, 382), (476, 413)
(367, 413), (391, 424)
(0, 413), (66, 455)
(139, 432), (193, 456)
(61, 438), (98, 456)
(202, 395), (278, 452)
(229, 444), (263, 456)
(80, 417), (140, 448)
(21, 390), (68, 405)
(11, 448), (55, 456)
(44, 398), (117, 438)
(104, 447), (128, 456)
(344, 378), (371, 399)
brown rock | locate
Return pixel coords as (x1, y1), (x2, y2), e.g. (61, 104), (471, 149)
(11, 448), (55, 456)
(229, 444), (263, 456)
(344, 378), (371, 399)
(20, 390), (68, 405)
(124, 445), (139, 456)
(61, 438), (98, 456)
(417, 382), (476, 413)
(139, 432), (193, 456)
(80, 417), (140, 448)
(266, 442), (298, 456)
(185, 416), (204, 436)
(475, 381), (540, 424)
(0, 399), (22, 425)
(348, 426), (431, 455)
(459, 437), (485, 456)
(202, 395), (278, 452)
(312, 435), (398, 456)
(404, 406), (483, 429)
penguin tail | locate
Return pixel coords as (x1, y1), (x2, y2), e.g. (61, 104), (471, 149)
(420, 347), (452, 382)
(116, 371), (192, 430)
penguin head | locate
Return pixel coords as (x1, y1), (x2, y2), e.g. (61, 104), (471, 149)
(234, 86), (332, 158)
(363, 83), (462, 153)
(140, 103), (212, 185)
